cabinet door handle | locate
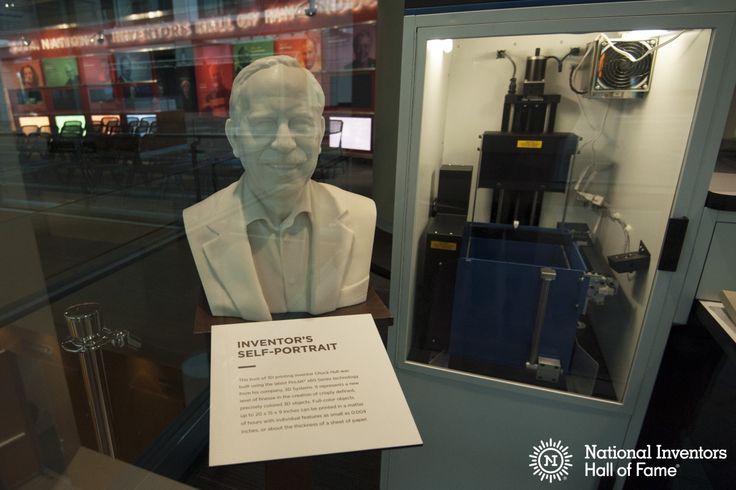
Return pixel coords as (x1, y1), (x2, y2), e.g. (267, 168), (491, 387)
(658, 217), (689, 272)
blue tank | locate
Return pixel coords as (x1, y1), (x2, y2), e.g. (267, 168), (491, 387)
(449, 223), (589, 373)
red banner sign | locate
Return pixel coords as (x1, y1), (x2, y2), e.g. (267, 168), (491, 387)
(5, 0), (377, 58)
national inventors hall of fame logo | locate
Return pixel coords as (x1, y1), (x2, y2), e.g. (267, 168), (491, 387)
(529, 439), (574, 483)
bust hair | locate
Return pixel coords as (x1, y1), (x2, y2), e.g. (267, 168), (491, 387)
(228, 55), (325, 121)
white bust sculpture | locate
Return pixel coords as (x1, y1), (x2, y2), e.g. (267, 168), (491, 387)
(183, 56), (376, 321)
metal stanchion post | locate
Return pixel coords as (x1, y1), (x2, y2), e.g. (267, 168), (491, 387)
(62, 303), (141, 457)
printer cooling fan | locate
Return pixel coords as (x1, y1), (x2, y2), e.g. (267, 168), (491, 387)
(587, 38), (657, 98)
(598, 41), (652, 89)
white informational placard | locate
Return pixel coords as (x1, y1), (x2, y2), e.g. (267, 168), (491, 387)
(209, 314), (422, 466)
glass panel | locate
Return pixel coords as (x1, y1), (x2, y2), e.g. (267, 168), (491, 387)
(408, 30), (711, 402)
(0, 0), (379, 486)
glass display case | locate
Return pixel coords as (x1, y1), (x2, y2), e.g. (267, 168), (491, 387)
(403, 28), (714, 402)
(387, 2), (736, 488)
(0, 1), (383, 488)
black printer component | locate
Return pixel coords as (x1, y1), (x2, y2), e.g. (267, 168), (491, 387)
(523, 48), (548, 96)
(434, 164), (473, 216)
(608, 241), (651, 273)
(500, 48), (562, 133)
(486, 47), (578, 226)
(557, 221), (593, 245)
(416, 166), (472, 354)
(415, 213), (466, 352)
(501, 92), (561, 134)
(478, 132), (578, 192)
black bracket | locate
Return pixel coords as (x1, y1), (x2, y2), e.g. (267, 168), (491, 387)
(608, 241), (651, 273)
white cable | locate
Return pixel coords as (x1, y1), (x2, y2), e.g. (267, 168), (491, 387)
(599, 31), (685, 63)
(573, 164), (590, 192)
(571, 42), (594, 81)
(582, 168), (599, 193)
(592, 212), (603, 236)
(609, 211), (632, 253)
(574, 100), (612, 200)
(576, 93), (596, 128)
(579, 101), (611, 153)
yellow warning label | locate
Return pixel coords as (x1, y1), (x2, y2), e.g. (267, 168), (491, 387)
(430, 241), (457, 251)
(516, 139), (543, 149)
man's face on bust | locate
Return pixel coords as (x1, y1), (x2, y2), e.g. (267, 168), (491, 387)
(226, 64), (324, 201)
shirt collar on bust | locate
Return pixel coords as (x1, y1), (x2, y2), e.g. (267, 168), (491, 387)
(242, 179), (313, 231)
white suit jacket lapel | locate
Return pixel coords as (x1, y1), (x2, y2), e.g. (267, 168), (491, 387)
(199, 180), (352, 319)
(309, 182), (353, 314)
(201, 192), (271, 321)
